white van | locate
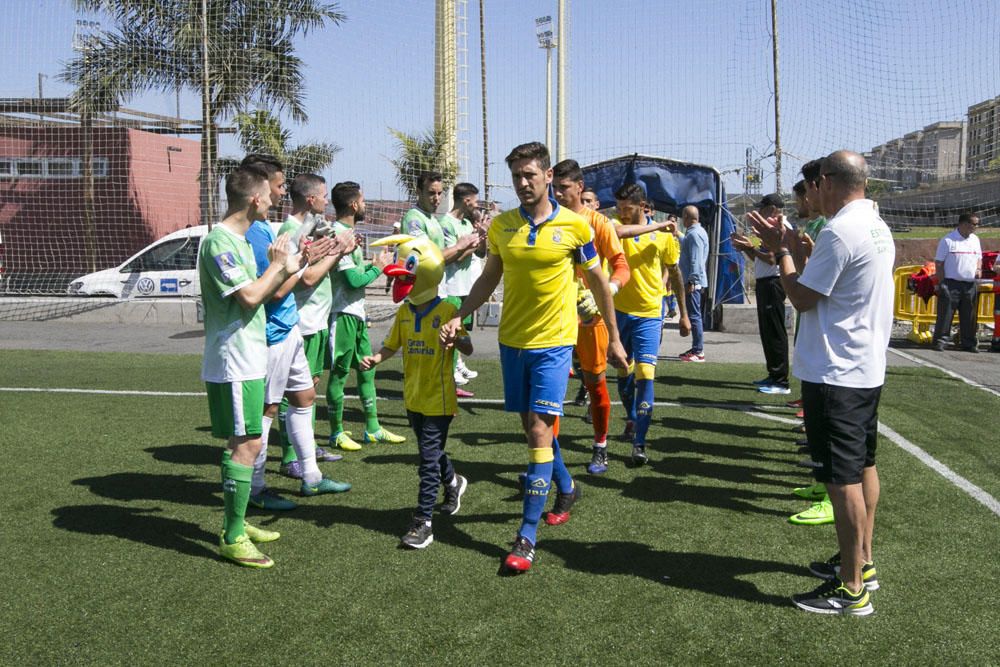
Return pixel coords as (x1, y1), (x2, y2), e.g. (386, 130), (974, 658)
(67, 225), (207, 298)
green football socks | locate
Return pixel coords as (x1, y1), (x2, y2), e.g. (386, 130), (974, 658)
(221, 453), (253, 545)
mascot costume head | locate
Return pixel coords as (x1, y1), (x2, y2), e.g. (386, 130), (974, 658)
(370, 234), (445, 304)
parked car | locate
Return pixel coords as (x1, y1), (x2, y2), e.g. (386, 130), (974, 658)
(67, 225), (207, 298)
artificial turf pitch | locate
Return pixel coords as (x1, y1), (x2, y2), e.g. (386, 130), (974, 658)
(1, 349), (997, 664)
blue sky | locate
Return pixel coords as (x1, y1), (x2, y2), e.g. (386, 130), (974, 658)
(3, 0), (998, 205)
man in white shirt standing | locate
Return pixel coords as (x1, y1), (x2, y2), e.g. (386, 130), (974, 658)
(751, 150), (894, 617)
(932, 213), (983, 353)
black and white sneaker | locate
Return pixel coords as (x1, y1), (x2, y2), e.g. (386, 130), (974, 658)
(400, 518), (433, 549)
(573, 384), (589, 407)
(631, 445), (648, 466)
(440, 474), (468, 515)
(809, 552), (880, 591)
(792, 578), (873, 616)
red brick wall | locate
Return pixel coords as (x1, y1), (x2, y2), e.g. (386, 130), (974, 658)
(0, 127), (200, 278)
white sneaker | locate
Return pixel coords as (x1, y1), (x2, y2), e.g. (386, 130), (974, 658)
(456, 358), (478, 380)
(454, 371), (469, 386)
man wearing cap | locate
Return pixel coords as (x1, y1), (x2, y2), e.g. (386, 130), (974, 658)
(731, 193), (792, 394)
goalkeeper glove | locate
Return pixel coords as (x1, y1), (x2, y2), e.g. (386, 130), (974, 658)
(577, 289), (599, 322)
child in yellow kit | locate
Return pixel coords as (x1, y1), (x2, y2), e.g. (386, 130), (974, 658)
(361, 235), (473, 549)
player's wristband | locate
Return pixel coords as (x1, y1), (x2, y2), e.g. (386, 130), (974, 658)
(609, 282), (619, 296)
(774, 250), (791, 262)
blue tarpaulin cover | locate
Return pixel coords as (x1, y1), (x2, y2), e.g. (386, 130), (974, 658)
(581, 155), (745, 314)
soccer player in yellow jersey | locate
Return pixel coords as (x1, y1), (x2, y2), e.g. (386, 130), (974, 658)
(363, 235), (472, 550)
(613, 184), (690, 466)
(440, 142), (627, 574)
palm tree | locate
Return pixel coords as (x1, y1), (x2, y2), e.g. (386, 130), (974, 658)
(217, 109), (341, 181)
(61, 0), (345, 224)
(389, 124), (459, 199)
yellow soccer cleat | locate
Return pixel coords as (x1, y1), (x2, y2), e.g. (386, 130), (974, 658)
(363, 427), (406, 444)
(243, 522), (280, 543)
(332, 431), (363, 451)
(219, 533), (274, 569)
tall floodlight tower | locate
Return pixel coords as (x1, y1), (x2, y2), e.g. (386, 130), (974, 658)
(556, 0), (568, 161)
(535, 15), (556, 153)
(435, 0), (458, 198)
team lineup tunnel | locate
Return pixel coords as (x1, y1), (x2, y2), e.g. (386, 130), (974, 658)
(581, 154), (745, 330)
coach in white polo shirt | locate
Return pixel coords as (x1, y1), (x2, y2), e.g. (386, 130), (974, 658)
(751, 150), (894, 617)
(932, 213), (983, 353)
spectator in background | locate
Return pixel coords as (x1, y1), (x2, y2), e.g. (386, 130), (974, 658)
(932, 213), (983, 352)
(678, 205), (709, 362)
(731, 193), (792, 395)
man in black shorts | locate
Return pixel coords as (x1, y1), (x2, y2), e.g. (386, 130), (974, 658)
(751, 150), (895, 616)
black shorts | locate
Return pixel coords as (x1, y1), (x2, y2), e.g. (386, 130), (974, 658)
(801, 381), (881, 485)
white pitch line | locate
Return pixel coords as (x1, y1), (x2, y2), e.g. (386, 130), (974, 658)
(878, 422), (1000, 518)
(0, 386), (205, 397)
(888, 347), (1000, 399)
(3, 385), (997, 518)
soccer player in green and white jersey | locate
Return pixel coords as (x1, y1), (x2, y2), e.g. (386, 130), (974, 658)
(426, 180), (483, 393)
(326, 181), (406, 450)
(201, 165), (301, 568)
(401, 171), (447, 249)
(273, 173), (352, 477)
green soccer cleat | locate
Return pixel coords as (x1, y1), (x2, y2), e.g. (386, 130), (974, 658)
(363, 427), (406, 444)
(332, 431), (363, 451)
(301, 476), (352, 496)
(788, 498), (834, 525)
(218, 533), (274, 569)
(243, 522), (280, 543)
(792, 482), (827, 501)
(248, 488), (298, 511)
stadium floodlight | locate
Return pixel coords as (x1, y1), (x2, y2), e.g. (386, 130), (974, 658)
(72, 19), (103, 52)
(535, 15), (555, 48)
(535, 16), (557, 151)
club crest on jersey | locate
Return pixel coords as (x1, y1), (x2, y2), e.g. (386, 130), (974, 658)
(552, 229), (562, 243)
(432, 315), (440, 329)
(214, 251), (238, 271)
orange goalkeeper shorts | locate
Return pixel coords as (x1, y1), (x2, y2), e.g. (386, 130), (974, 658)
(576, 317), (609, 375)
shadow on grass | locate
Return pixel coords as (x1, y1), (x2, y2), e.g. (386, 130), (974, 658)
(541, 539), (807, 607)
(662, 411), (795, 443)
(649, 451), (797, 488)
(284, 503), (514, 560)
(73, 472), (219, 506)
(663, 436), (793, 464)
(656, 374), (756, 391)
(51, 504), (217, 560)
(146, 443), (220, 466)
(580, 474), (790, 517)
(362, 453), (527, 497)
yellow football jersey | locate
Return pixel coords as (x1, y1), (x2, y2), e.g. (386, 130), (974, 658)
(613, 222), (680, 318)
(383, 298), (468, 416)
(488, 203), (599, 349)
